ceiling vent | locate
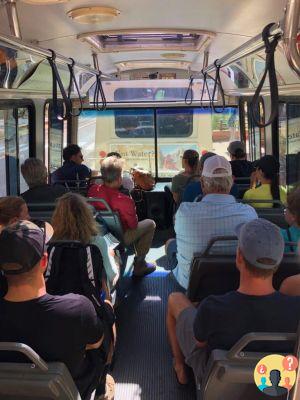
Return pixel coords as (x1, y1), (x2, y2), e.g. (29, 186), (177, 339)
(78, 29), (215, 53)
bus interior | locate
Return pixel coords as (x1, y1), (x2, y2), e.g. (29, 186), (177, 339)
(0, 0), (300, 399)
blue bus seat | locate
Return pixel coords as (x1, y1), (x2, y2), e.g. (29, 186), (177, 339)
(240, 199), (288, 228)
(0, 342), (81, 400)
(27, 203), (56, 223)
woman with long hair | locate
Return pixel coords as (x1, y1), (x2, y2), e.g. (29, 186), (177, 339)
(243, 155), (286, 208)
(171, 149), (200, 204)
(51, 193), (119, 291)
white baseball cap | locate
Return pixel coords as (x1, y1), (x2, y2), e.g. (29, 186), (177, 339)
(202, 155), (232, 178)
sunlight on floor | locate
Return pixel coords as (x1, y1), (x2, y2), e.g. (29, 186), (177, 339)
(115, 383), (142, 400)
(144, 295), (162, 302)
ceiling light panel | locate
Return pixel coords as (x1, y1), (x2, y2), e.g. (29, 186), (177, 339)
(67, 6), (120, 24)
(115, 60), (191, 71)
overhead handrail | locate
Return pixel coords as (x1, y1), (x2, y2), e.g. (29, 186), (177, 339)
(67, 58), (83, 117)
(93, 71), (107, 111)
(47, 49), (72, 121)
(200, 71), (213, 108)
(184, 75), (194, 105)
(250, 23), (280, 127)
(211, 59), (225, 113)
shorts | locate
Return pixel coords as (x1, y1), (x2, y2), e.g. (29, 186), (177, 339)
(166, 239), (178, 270)
(176, 306), (208, 381)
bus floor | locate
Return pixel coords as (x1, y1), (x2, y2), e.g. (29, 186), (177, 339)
(112, 230), (196, 400)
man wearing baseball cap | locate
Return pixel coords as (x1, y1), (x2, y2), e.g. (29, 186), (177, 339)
(166, 154), (257, 289)
(227, 140), (254, 180)
(167, 218), (300, 385)
(0, 221), (106, 399)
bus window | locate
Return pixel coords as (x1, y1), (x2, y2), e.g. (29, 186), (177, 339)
(279, 103), (287, 186)
(5, 109), (18, 195)
(115, 109), (154, 138)
(18, 108), (30, 193)
(114, 88), (154, 102)
(287, 103), (300, 187)
(78, 106), (239, 178)
(45, 101), (66, 174)
(0, 111), (5, 196)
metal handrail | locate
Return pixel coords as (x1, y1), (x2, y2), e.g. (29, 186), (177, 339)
(0, 32), (113, 79)
(283, 0), (300, 78)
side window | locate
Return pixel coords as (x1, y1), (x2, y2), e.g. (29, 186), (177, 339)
(0, 103), (32, 195)
(45, 101), (68, 174)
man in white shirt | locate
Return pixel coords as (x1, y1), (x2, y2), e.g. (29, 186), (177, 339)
(166, 155), (258, 289)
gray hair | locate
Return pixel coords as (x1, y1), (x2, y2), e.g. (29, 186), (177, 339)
(100, 156), (123, 183)
(201, 168), (233, 194)
(21, 158), (48, 188)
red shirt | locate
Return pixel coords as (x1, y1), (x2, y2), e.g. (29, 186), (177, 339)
(87, 184), (138, 231)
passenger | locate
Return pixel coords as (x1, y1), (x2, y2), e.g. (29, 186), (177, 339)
(51, 144), (91, 186)
(167, 219), (300, 385)
(106, 152), (134, 192)
(166, 155), (257, 289)
(21, 158), (67, 203)
(88, 156), (156, 277)
(227, 140), (254, 179)
(51, 193), (120, 292)
(243, 155), (287, 208)
(0, 221), (109, 399)
(0, 196), (29, 231)
(182, 152), (238, 202)
(281, 186), (300, 252)
(171, 149), (199, 204)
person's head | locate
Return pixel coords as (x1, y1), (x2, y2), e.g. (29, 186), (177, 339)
(51, 193), (98, 245)
(261, 377), (267, 385)
(107, 151), (121, 159)
(100, 156), (123, 188)
(284, 186), (300, 227)
(199, 152), (216, 174)
(0, 196), (29, 227)
(269, 369), (281, 387)
(235, 218), (284, 280)
(227, 141), (246, 160)
(182, 149), (199, 174)
(200, 155), (233, 194)
(0, 220), (47, 286)
(63, 144), (84, 165)
(21, 158), (48, 188)
(255, 155), (280, 200)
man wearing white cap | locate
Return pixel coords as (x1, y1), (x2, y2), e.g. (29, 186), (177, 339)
(167, 218), (300, 385)
(166, 155), (257, 289)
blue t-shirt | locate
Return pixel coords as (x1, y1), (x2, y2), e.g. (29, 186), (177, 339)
(281, 226), (300, 253)
(193, 291), (300, 353)
(183, 181), (239, 202)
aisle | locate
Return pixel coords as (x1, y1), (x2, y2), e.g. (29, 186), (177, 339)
(113, 273), (195, 400)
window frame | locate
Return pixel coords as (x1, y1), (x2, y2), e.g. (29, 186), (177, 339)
(0, 99), (35, 195)
(78, 104), (240, 181)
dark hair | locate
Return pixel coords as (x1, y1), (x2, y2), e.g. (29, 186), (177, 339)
(234, 148), (246, 159)
(107, 152), (121, 158)
(0, 196), (26, 225)
(183, 149), (199, 173)
(256, 155), (280, 202)
(287, 186), (300, 225)
(63, 144), (81, 161)
(199, 152), (216, 170)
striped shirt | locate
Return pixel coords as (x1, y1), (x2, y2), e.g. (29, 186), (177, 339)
(173, 194), (258, 289)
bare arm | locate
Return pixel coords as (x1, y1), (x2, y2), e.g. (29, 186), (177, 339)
(86, 334), (104, 350)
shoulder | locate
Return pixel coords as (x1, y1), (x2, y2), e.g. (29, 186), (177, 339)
(77, 164), (91, 173)
(45, 293), (94, 313)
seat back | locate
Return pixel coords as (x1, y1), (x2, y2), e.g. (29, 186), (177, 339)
(241, 199), (288, 228)
(0, 342), (80, 400)
(187, 236), (300, 302)
(88, 198), (125, 244)
(27, 203), (56, 223)
(200, 332), (297, 400)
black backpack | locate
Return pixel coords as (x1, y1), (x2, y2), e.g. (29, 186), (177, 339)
(45, 241), (115, 325)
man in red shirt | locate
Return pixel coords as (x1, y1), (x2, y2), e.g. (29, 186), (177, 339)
(88, 156), (156, 277)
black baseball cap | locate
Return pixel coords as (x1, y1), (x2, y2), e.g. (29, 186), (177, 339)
(0, 220), (45, 275)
